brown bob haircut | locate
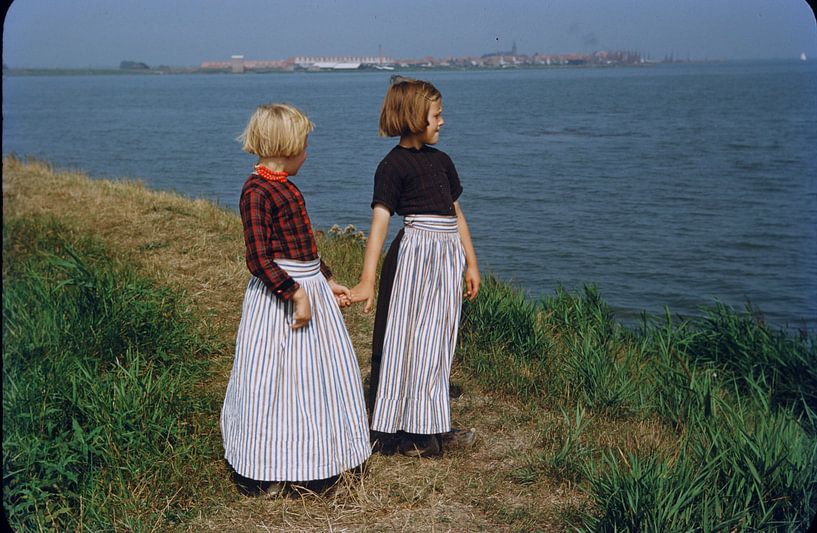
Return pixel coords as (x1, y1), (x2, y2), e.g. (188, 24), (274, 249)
(239, 103), (314, 158)
(378, 76), (441, 137)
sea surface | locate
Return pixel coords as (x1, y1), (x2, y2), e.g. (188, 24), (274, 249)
(4, 62), (816, 328)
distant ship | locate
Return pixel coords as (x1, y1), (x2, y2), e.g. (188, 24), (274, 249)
(801, 52), (807, 61)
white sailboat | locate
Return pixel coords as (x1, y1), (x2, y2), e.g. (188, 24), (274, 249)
(800, 52), (807, 61)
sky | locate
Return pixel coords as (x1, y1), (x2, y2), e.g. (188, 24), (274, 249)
(3, 0), (816, 68)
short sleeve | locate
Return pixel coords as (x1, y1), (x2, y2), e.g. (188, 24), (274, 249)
(443, 153), (463, 202)
(371, 158), (401, 214)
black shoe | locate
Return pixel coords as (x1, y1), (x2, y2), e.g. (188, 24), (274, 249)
(371, 430), (401, 455)
(258, 481), (288, 498)
(232, 470), (261, 496)
(449, 383), (463, 399)
(399, 433), (442, 458)
(290, 475), (339, 495)
(440, 427), (476, 451)
(232, 471), (287, 498)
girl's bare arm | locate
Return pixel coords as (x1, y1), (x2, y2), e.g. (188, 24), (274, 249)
(454, 200), (480, 300)
(351, 204), (391, 312)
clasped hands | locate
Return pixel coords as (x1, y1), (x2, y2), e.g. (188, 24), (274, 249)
(290, 279), (352, 330)
(291, 271), (479, 330)
(290, 280), (366, 331)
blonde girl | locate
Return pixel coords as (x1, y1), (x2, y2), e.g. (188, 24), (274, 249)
(221, 104), (371, 495)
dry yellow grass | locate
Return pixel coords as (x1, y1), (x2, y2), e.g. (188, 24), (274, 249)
(4, 156), (677, 531)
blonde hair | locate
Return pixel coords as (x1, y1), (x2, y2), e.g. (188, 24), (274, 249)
(378, 76), (441, 137)
(239, 103), (314, 157)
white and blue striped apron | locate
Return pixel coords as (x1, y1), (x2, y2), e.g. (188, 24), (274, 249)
(370, 215), (466, 434)
(221, 259), (371, 482)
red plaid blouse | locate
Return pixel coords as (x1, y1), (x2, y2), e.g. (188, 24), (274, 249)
(239, 173), (332, 300)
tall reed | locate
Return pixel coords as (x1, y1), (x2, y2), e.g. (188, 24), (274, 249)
(686, 302), (817, 415)
(458, 277), (817, 531)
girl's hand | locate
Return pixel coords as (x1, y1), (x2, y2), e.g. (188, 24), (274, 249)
(328, 279), (352, 308)
(350, 282), (375, 313)
(464, 265), (480, 301)
(291, 286), (312, 329)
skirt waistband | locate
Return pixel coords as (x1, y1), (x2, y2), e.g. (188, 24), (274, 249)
(274, 258), (322, 279)
(403, 215), (458, 233)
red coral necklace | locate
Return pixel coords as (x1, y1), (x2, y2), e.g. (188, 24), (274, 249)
(254, 165), (288, 182)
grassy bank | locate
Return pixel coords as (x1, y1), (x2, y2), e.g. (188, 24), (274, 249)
(460, 279), (816, 530)
(3, 156), (816, 531)
(3, 216), (226, 530)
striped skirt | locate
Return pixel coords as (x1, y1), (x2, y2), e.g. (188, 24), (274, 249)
(370, 215), (466, 434)
(221, 259), (371, 482)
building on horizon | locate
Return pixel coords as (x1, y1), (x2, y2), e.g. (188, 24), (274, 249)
(291, 55), (395, 70)
(201, 54), (395, 72)
(201, 56), (292, 72)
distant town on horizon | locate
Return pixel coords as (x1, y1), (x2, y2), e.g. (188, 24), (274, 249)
(199, 43), (652, 73)
(4, 43), (808, 73)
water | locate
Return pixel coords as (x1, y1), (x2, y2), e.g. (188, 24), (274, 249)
(4, 62), (816, 328)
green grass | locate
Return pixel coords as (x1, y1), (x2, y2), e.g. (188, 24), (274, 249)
(684, 302), (817, 414)
(319, 224), (369, 288)
(510, 403), (592, 486)
(4, 175), (816, 530)
(2, 216), (227, 531)
(459, 276), (817, 531)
